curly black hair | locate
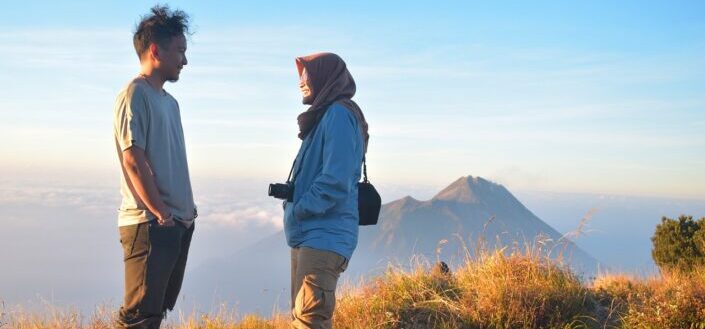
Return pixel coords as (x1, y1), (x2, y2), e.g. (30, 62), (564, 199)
(133, 5), (190, 58)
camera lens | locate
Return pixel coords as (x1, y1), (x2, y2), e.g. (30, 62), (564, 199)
(268, 183), (290, 200)
(268, 184), (276, 197)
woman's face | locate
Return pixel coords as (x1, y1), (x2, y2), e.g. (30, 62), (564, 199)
(299, 67), (313, 103)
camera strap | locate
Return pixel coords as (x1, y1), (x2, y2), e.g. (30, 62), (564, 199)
(287, 123), (320, 184)
(285, 159), (296, 183)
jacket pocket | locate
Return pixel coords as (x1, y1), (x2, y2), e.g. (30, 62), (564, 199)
(284, 202), (302, 234)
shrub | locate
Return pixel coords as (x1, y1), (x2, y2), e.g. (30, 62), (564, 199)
(651, 215), (705, 272)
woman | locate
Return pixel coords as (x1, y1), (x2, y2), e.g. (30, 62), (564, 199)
(284, 52), (369, 329)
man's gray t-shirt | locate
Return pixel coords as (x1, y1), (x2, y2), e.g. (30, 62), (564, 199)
(113, 78), (196, 227)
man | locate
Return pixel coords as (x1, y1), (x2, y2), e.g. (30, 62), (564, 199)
(283, 52), (369, 329)
(113, 5), (196, 329)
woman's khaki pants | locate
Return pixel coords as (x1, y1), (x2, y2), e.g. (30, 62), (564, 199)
(290, 247), (349, 329)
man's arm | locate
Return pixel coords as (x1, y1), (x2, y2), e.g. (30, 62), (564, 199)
(121, 146), (175, 226)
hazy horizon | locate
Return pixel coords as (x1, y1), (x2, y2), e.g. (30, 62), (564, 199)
(1, 176), (704, 314)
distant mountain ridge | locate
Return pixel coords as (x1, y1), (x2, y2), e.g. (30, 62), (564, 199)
(187, 175), (601, 314)
(366, 176), (599, 271)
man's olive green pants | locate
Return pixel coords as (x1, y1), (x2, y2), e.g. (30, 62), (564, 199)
(117, 221), (194, 329)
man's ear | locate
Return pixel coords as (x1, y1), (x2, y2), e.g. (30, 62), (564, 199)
(149, 43), (160, 61)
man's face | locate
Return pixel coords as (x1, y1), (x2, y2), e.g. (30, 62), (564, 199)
(156, 34), (188, 82)
(299, 68), (313, 104)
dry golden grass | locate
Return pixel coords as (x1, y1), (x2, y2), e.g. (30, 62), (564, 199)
(3, 251), (705, 328)
(0, 301), (113, 329)
(595, 269), (705, 329)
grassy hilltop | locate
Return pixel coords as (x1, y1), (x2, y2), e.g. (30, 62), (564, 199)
(3, 246), (705, 329)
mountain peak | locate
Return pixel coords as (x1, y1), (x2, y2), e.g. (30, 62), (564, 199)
(386, 195), (421, 211)
(432, 175), (497, 203)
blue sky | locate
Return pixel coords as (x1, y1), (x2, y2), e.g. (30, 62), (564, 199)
(1, 1), (704, 198)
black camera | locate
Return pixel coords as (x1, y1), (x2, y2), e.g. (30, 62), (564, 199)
(268, 182), (294, 202)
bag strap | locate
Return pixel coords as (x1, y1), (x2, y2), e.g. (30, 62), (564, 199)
(362, 156), (369, 183)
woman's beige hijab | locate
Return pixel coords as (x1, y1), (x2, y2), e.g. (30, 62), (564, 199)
(295, 52), (369, 152)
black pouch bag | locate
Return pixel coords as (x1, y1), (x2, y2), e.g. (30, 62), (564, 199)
(358, 157), (381, 226)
